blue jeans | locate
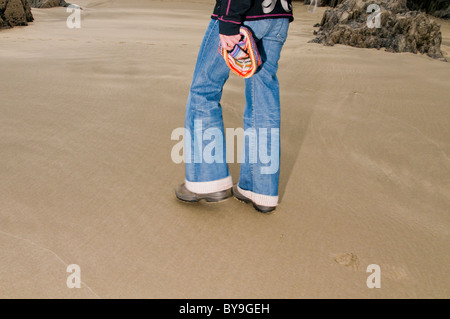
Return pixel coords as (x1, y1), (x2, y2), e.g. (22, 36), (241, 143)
(184, 18), (289, 207)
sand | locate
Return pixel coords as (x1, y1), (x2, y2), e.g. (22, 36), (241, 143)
(0, 0), (449, 298)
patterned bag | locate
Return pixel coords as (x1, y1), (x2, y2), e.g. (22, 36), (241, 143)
(219, 26), (262, 79)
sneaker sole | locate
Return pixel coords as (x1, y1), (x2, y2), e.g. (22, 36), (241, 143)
(176, 193), (231, 203)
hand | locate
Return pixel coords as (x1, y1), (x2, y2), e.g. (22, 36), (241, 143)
(219, 33), (241, 51)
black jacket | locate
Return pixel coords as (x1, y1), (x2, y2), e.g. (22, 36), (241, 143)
(212, 0), (294, 35)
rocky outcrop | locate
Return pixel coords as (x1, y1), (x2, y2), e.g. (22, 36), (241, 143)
(311, 0), (444, 59)
(27, 0), (70, 8)
(304, 0), (450, 19)
(0, 0), (34, 29)
(407, 0), (450, 19)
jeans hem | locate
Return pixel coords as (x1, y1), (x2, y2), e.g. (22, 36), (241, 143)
(185, 176), (233, 194)
(237, 185), (278, 207)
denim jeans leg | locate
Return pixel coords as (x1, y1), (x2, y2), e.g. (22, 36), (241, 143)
(184, 19), (233, 194)
(238, 19), (289, 207)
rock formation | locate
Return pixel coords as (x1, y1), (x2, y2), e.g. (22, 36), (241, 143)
(304, 0), (450, 19)
(27, 0), (70, 8)
(407, 0), (450, 19)
(0, 0), (34, 29)
(310, 0), (444, 59)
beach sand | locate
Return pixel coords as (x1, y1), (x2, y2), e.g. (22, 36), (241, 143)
(0, 0), (449, 298)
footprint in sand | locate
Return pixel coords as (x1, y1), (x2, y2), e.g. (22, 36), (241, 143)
(334, 252), (360, 271)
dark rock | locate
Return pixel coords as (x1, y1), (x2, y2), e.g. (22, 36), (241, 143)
(0, 0), (34, 29)
(27, 0), (71, 8)
(303, 0), (450, 19)
(407, 0), (449, 19)
(311, 0), (444, 59)
(0, 15), (6, 29)
(22, 0), (33, 21)
(304, 0), (450, 19)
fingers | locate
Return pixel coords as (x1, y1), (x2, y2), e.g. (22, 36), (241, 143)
(220, 34), (242, 51)
(219, 34), (232, 51)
